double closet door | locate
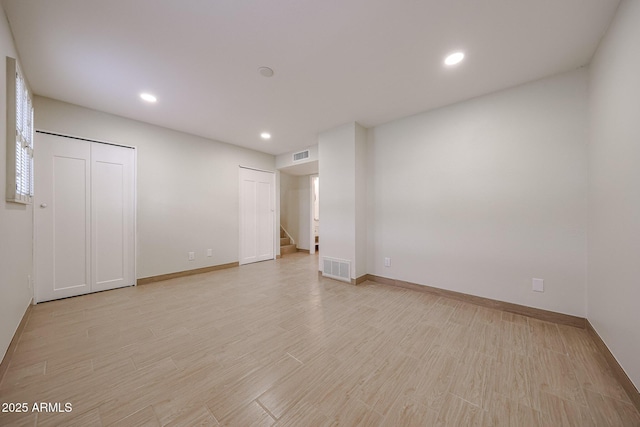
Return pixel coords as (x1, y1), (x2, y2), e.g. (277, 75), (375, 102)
(34, 132), (135, 303)
(239, 167), (275, 265)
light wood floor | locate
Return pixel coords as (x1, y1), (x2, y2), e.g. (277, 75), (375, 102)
(1, 253), (638, 426)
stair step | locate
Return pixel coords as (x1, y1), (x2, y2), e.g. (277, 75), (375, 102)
(281, 244), (297, 255)
(280, 237), (290, 246)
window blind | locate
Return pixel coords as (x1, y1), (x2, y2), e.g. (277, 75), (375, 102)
(6, 56), (34, 204)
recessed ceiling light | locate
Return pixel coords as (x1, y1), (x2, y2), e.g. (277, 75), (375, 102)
(140, 93), (157, 103)
(444, 52), (465, 66)
(260, 132), (271, 140)
(258, 67), (274, 78)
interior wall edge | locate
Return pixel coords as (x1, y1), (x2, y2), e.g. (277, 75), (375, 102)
(0, 299), (32, 385)
(586, 320), (640, 412)
(365, 274), (585, 329)
(137, 262), (240, 285)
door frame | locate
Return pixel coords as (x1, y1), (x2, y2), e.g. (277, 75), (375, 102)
(32, 130), (137, 303)
(238, 165), (277, 265)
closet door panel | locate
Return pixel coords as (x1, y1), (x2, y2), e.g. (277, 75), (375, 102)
(91, 143), (135, 292)
(34, 133), (92, 302)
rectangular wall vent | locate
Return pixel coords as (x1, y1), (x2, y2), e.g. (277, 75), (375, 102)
(292, 150), (310, 162)
(322, 257), (351, 283)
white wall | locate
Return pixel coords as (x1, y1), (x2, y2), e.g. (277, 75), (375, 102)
(318, 123), (357, 276)
(312, 176), (319, 240)
(354, 123), (367, 278)
(279, 172), (299, 245)
(276, 145), (318, 170)
(297, 175), (311, 251)
(368, 69), (588, 316)
(318, 122), (367, 278)
(588, 0), (640, 390)
(0, 6), (33, 362)
(34, 97), (275, 279)
(275, 171), (280, 257)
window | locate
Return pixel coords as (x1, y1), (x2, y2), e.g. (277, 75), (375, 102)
(6, 56), (34, 204)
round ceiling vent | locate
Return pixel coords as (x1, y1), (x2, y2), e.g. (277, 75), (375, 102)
(258, 66), (274, 77)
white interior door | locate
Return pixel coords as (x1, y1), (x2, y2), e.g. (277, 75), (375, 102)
(239, 167), (275, 265)
(91, 143), (135, 292)
(34, 133), (136, 303)
(35, 133), (92, 302)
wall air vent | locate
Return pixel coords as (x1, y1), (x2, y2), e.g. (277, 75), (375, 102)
(292, 150), (310, 162)
(322, 257), (351, 283)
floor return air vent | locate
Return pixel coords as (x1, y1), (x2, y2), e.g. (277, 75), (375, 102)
(322, 257), (351, 283)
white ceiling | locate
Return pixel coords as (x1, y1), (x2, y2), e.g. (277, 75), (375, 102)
(3, 0), (619, 156)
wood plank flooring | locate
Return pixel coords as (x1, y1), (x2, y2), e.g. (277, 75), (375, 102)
(1, 253), (638, 426)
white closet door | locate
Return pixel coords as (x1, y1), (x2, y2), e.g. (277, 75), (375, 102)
(35, 133), (92, 302)
(34, 133), (136, 303)
(239, 167), (275, 265)
(91, 143), (135, 292)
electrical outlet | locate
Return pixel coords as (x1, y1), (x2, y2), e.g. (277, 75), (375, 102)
(188, 251), (195, 261)
(532, 278), (544, 292)
(384, 257), (391, 267)
(207, 249), (213, 257)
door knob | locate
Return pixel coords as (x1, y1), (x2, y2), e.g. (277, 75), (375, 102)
(40, 203), (47, 208)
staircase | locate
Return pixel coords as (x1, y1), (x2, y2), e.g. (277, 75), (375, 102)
(280, 226), (297, 255)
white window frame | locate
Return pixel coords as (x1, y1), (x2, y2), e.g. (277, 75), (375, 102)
(6, 56), (34, 204)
